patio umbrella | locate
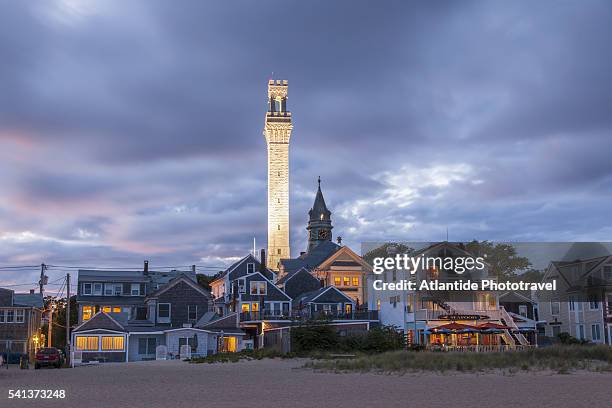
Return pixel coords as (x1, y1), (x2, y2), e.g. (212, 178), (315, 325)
(482, 328), (502, 334)
(478, 322), (511, 330)
(430, 328), (453, 334)
(433, 322), (480, 332)
(458, 328), (480, 333)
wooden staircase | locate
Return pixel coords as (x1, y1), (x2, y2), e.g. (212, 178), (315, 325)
(500, 306), (529, 346)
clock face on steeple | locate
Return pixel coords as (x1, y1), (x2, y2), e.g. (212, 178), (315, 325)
(318, 229), (330, 240)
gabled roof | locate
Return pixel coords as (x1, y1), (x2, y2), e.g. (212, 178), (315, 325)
(147, 273), (211, 299)
(276, 266), (312, 286)
(212, 254), (274, 284)
(73, 311), (126, 333)
(294, 286), (354, 305)
(316, 245), (372, 272)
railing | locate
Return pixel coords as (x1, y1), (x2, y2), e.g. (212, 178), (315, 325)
(414, 308), (501, 321)
(239, 310), (379, 322)
(240, 312), (292, 321)
(499, 306), (529, 346)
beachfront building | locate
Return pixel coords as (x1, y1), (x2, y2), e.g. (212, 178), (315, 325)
(71, 269), (251, 363)
(0, 288), (44, 361)
(537, 253), (612, 345)
(367, 242), (534, 350)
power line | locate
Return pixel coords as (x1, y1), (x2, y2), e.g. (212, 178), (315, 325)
(0, 265), (40, 270)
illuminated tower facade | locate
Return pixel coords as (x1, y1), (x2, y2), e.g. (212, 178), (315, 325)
(264, 79), (292, 270)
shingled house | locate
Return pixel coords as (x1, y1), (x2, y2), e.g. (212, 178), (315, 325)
(72, 269), (224, 363)
(0, 288), (44, 361)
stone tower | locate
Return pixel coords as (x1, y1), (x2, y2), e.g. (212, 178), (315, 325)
(264, 79), (292, 270)
(307, 177), (333, 252)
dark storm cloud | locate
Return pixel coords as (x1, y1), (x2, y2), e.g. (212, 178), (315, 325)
(1, 0), (612, 284)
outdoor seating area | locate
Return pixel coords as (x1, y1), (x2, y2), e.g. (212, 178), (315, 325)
(425, 322), (536, 351)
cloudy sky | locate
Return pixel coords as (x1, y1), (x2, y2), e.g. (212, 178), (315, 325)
(1, 0), (611, 287)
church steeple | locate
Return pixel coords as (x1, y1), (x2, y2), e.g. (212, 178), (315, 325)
(307, 177), (332, 252)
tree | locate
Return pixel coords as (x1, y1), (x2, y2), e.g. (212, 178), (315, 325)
(196, 273), (220, 290)
(464, 240), (531, 279)
(41, 295), (78, 349)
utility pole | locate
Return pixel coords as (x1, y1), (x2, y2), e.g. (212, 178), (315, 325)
(39, 263), (47, 295)
(47, 302), (53, 347)
(65, 273), (70, 365)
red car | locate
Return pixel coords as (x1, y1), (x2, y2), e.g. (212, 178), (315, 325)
(35, 347), (64, 369)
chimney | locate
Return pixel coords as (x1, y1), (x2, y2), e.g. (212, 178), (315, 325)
(260, 249), (266, 272)
(191, 265), (196, 273)
(337, 236), (342, 245)
(30, 289), (35, 294)
(144, 260), (149, 274)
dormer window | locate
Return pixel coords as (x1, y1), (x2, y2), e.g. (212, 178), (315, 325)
(82, 283), (92, 295)
(247, 263), (255, 274)
(93, 283), (103, 296)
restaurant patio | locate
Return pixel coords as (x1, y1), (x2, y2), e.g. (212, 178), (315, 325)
(425, 322), (535, 352)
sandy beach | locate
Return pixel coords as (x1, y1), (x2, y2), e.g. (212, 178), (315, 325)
(1, 359), (611, 408)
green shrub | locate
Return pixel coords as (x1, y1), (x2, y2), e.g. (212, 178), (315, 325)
(291, 324), (340, 353)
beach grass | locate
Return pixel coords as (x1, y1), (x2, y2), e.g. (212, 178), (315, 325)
(304, 345), (612, 374)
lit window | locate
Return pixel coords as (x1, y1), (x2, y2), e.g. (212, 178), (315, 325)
(15, 309), (25, 323)
(250, 281), (266, 295)
(101, 336), (124, 351)
(102, 306), (111, 313)
(82, 306), (94, 321)
(251, 302), (260, 312)
(343, 277), (350, 286)
(345, 303), (352, 314)
(334, 277), (341, 286)
(352, 277), (359, 286)
(241, 303), (250, 313)
(76, 336), (99, 351)
(219, 336), (237, 352)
